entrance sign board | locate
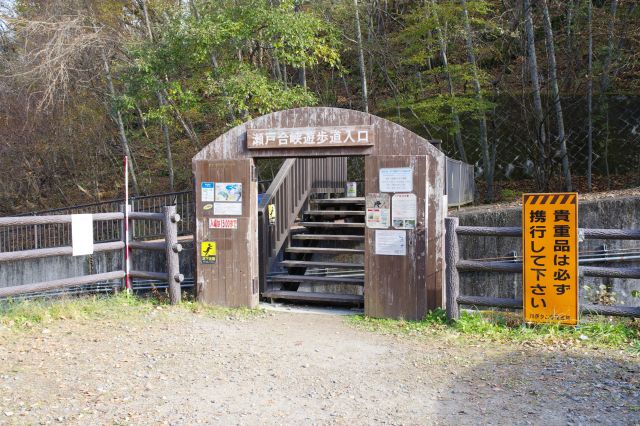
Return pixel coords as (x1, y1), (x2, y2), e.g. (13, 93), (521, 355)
(247, 126), (374, 149)
(522, 193), (579, 325)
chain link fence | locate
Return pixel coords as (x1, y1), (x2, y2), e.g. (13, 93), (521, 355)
(434, 95), (640, 186)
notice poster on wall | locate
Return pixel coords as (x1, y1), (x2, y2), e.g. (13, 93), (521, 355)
(209, 218), (238, 229)
(379, 167), (413, 193)
(215, 183), (242, 202)
(365, 193), (390, 229)
(392, 193), (417, 229)
(214, 202), (243, 216)
(201, 182), (215, 202)
(71, 214), (94, 256)
(375, 230), (406, 256)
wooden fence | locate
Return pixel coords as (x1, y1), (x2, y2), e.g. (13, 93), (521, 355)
(445, 217), (640, 320)
(0, 206), (184, 304)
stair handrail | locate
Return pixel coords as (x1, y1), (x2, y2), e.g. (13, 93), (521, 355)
(258, 158), (310, 292)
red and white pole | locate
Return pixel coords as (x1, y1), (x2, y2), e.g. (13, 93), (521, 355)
(124, 156), (131, 291)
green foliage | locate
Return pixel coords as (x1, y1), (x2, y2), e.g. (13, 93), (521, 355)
(348, 310), (640, 352)
(499, 188), (522, 202)
(0, 294), (263, 331)
(0, 293), (154, 329)
(120, 0), (340, 128)
(391, 0), (497, 133)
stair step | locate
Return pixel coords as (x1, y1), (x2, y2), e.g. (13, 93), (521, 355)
(299, 222), (365, 229)
(292, 234), (364, 242)
(305, 210), (365, 216)
(286, 247), (364, 255)
(262, 290), (364, 304)
(312, 198), (365, 205)
(268, 274), (364, 284)
(280, 260), (364, 269)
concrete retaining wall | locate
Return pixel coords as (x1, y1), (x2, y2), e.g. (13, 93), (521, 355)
(451, 196), (640, 307)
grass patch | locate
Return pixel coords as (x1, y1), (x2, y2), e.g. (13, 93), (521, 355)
(348, 309), (640, 352)
(0, 293), (263, 331)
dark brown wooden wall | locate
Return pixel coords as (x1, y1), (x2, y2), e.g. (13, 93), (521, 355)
(194, 160), (259, 308)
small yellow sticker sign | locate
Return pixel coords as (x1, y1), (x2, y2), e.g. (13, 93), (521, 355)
(267, 204), (276, 224)
(201, 241), (217, 264)
(522, 193), (579, 325)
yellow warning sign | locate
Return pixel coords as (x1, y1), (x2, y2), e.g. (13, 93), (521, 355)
(201, 241), (217, 264)
(268, 204), (276, 224)
(522, 193), (579, 325)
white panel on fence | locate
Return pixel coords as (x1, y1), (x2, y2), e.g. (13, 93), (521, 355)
(72, 214), (94, 256)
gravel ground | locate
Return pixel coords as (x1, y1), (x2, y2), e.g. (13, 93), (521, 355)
(0, 308), (638, 425)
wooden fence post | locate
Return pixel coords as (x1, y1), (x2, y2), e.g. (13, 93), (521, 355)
(445, 217), (460, 321)
(164, 205), (183, 304)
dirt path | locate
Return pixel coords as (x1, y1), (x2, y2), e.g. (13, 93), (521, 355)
(0, 309), (638, 425)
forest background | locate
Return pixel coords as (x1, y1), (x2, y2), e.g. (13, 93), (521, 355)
(0, 0), (638, 214)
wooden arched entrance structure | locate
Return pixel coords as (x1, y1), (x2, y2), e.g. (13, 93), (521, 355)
(193, 107), (446, 320)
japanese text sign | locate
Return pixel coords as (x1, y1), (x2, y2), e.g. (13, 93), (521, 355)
(523, 193), (579, 325)
(247, 126), (374, 149)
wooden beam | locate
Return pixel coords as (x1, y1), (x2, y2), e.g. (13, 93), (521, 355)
(129, 270), (169, 281)
(0, 271), (125, 298)
(128, 212), (166, 221)
(0, 241), (124, 263)
(456, 226), (640, 240)
(0, 213), (123, 226)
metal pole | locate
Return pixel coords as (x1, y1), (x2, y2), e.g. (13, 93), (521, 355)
(124, 156), (131, 291)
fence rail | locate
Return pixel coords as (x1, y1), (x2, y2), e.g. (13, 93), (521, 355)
(0, 191), (194, 252)
(445, 217), (640, 320)
(0, 207), (183, 303)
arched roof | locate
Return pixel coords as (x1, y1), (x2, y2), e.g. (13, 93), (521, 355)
(193, 107), (444, 162)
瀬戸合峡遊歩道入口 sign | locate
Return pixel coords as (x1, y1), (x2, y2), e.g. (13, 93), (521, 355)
(522, 193), (578, 325)
(246, 126), (374, 149)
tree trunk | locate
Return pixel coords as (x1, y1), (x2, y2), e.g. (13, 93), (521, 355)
(461, 0), (492, 200)
(587, 0), (594, 191)
(599, 0), (618, 189)
(542, 0), (572, 191)
(600, 0), (619, 93)
(523, 0), (549, 190)
(431, 0), (467, 163)
(354, 0), (369, 113)
(101, 53), (140, 196)
(158, 93), (175, 192)
(141, 0), (175, 192)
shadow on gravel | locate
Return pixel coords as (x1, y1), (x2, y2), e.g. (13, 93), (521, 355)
(439, 348), (639, 425)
